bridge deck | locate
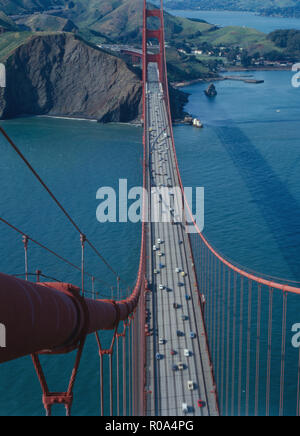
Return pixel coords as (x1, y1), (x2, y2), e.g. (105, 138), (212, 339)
(145, 63), (219, 416)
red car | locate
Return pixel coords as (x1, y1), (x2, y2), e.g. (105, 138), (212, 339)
(170, 349), (176, 356)
(198, 400), (205, 408)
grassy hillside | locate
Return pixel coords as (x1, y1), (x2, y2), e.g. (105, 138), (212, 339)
(15, 13), (77, 32)
(0, 31), (33, 61)
(0, 10), (18, 30)
(166, 46), (212, 82)
(0, 0), (65, 14)
(0, 0), (292, 83)
(0, 0), (215, 44)
(162, 0), (298, 12)
(197, 26), (280, 54)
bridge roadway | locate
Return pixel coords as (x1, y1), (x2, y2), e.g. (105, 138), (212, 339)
(145, 63), (219, 417)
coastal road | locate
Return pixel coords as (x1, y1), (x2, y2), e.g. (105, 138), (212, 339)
(145, 63), (219, 417)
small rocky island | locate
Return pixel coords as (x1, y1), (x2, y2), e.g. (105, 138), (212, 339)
(205, 83), (217, 98)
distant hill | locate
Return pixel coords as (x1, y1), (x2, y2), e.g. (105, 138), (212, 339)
(0, 10), (19, 31)
(0, 0), (65, 15)
(0, 0), (216, 43)
(15, 14), (77, 32)
(161, 0), (299, 14)
(0, 0), (294, 84)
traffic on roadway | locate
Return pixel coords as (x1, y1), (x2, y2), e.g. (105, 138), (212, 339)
(145, 63), (219, 417)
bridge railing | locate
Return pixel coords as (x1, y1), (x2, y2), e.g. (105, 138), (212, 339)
(157, 0), (300, 416)
(0, 79), (148, 415)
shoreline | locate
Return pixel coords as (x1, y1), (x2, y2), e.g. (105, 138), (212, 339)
(172, 66), (291, 88)
(38, 115), (98, 122)
(37, 114), (142, 127)
(167, 8), (298, 21)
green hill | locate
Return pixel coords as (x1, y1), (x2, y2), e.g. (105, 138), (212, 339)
(197, 26), (280, 55)
(0, 0), (65, 14)
(161, 0), (298, 13)
(0, 10), (19, 30)
(15, 13), (77, 32)
(0, 0), (291, 83)
(0, 31), (33, 61)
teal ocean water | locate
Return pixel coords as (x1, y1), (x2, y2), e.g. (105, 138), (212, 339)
(0, 70), (300, 415)
(168, 9), (300, 33)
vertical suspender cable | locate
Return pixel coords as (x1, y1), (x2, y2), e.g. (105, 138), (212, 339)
(279, 292), (287, 416)
(80, 234), (86, 297)
(109, 353), (113, 416)
(266, 287), (273, 416)
(216, 258), (221, 392)
(245, 280), (252, 416)
(297, 347), (300, 417)
(23, 235), (29, 281)
(220, 263), (226, 415)
(213, 254), (217, 368)
(231, 272), (237, 416)
(123, 327), (127, 416)
(238, 277), (244, 416)
(225, 269), (231, 416)
(117, 334), (120, 416)
(255, 284), (262, 416)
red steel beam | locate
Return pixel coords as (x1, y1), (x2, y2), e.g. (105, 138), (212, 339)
(146, 10), (161, 18)
(0, 273), (144, 364)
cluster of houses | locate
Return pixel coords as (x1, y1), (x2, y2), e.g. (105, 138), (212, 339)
(177, 46), (293, 68)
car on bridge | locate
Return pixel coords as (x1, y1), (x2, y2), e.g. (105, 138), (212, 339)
(188, 381), (194, 391)
(182, 403), (189, 414)
(198, 400), (206, 409)
(156, 353), (163, 361)
(190, 332), (196, 339)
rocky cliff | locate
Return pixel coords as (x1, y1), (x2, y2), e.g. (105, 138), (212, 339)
(0, 33), (143, 122)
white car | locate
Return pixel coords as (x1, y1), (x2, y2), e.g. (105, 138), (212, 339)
(182, 403), (189, 414)
(187, 381), (194, 391)
(184, 349), (190, 357)
(175, 268), (181, 273)
(157, 238), (162, 245)
(178, 362), (184, 371)
(153, 245), (157, 251)
(159, 285), (164, 291)
(159, 338), (165, 345)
